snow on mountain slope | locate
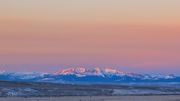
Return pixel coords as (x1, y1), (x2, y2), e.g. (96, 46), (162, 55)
(56, 67), (87, 75)
(56, 67), (129, 77)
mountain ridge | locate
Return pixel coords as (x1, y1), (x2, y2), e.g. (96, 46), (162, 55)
(0, 67), (179, 84)
(56, 67), (128, 77)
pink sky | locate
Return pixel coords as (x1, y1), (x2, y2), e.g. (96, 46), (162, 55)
(0, 0), (180, 73)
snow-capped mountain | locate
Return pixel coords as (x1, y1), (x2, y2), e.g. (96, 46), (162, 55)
(0, 67), (180, 84)
(56, 67), (128, 77)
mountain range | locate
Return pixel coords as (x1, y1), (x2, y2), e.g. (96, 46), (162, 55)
(0, 67), (180, 84)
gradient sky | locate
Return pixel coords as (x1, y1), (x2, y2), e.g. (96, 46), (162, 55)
(0, 0), (180, 74)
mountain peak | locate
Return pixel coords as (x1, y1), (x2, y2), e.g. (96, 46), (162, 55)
(56, 67), (87, 75)
(56, 67), (127, 76)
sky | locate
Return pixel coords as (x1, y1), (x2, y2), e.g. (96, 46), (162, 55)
(0, 0), (180, 74)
